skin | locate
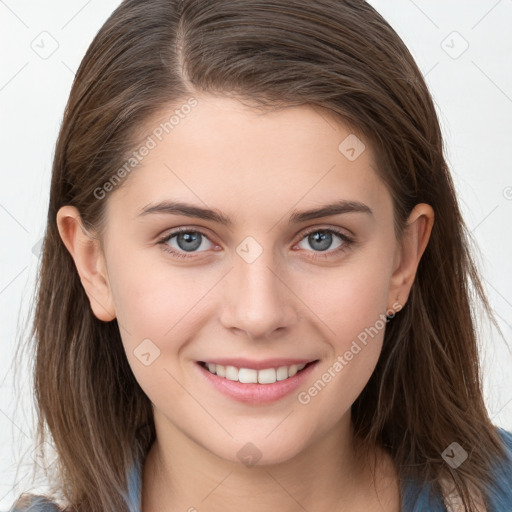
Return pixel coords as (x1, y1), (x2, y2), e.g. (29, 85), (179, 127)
(57, 93), (434, 512)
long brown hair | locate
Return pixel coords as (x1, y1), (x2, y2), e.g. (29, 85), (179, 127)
(12, 0), (507, 511)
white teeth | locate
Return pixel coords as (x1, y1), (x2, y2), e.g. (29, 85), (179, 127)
(203, 362), (309, 384)
(258, 368), (276, 384)
(225, 365), (238, 381)
(276, 366), (289, 381)
(239, 368), (258, 384)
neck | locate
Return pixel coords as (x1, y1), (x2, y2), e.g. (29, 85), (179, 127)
(141, 411), (399, 512)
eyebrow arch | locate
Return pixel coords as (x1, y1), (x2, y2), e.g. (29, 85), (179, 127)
(288, 200), (373, 224)
(137, 199), (373, 226)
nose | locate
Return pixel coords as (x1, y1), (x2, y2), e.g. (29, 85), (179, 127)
(219, 248), (299, 341)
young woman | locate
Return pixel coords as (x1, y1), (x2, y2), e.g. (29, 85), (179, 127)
(11, 1), (512, 511)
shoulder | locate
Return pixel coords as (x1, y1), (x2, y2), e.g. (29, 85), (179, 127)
(443, 427), (512, 512)
(9, 494), (62, 512)
(401, 427), (512, 512)
(490, 426), (512, 484)
(486, 426), (512, 508)
(9, 457), (142, 512)
(496, 425), (512, 454)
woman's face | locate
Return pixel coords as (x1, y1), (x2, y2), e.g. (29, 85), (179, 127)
(62, 93), (431, 465)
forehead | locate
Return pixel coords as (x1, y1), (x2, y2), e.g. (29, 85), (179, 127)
(107, 94), (391, 224)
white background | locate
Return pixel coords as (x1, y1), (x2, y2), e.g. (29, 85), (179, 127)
(0, 0), (511, 509)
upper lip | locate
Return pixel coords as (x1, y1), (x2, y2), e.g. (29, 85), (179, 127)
(198, 358), (318, 370)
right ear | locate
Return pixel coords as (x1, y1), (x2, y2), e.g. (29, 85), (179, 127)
(56, 206), (116, 322)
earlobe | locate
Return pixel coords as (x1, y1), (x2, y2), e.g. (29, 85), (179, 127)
(387, 203), (434, 310)
(56, 206), (116, 322)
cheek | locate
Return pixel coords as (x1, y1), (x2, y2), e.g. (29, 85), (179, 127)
(108, 246), (210, 337)
(106, 249), (222, 391)
(303, 254), (393, 344)
(295, 252), (393, 404)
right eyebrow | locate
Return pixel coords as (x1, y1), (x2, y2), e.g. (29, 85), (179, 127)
(137, 201), (234, 226)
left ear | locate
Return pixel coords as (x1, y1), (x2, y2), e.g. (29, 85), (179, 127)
(387, 203), (434, 310)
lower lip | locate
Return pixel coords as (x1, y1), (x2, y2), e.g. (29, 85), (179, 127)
(196, 361), (319, 404)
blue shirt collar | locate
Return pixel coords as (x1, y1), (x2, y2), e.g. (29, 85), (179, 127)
(125, 428), (512, 511)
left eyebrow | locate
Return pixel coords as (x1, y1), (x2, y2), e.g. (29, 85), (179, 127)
(288, 200), (373, 224)
(136, 199), (373, 226)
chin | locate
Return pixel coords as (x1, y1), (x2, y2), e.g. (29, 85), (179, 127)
(206, 431), (311, 468)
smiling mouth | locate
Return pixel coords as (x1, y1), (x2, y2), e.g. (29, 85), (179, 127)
(198, 360), (318, 384)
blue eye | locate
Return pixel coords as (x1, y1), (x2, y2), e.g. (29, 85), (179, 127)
(295, 228), (354, 259)
(158, 228), (215, 259)
(157, 227), (354, 260)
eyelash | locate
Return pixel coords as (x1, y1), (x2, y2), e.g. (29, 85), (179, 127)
(156, 226), (354, 260)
